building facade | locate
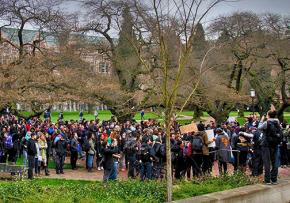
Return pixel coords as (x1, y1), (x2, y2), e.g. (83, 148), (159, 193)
(0, 27), (110, 111)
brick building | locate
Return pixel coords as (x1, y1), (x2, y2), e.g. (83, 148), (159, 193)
(0, 27), (110, 111)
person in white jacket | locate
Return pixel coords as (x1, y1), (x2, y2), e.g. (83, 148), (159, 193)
(35, 137), (40, 176)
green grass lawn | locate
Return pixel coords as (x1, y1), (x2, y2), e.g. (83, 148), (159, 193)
(15, 156), (81, 170)
(0, 173), (255, 203)
(19, 110), (290, 124)
(134, 112), (161, 121)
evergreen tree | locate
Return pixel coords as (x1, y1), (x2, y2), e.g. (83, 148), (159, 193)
(115, 5), (139, 90)
(192, 23), (208, 59)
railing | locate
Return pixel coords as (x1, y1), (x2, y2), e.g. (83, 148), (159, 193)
(0, 163), (27, 180)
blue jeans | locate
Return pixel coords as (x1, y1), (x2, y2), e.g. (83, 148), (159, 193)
(141, 162), (152, 181)
(87, 154), (94, 169)
(109, 161), (118, 180)
(34, 157), (39, 174)
(55, 155), (65, 173)
(23, 150), (28, 167)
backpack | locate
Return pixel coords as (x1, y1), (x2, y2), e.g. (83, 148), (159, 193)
(158, 144), (166, 158)
(4, 135), (13, 149)
(266, 120), (283, 146)
(124, 140), (136, 154)
(82, 139), (90, 152)
(183, 144), (192, 157)
(191, 136), (203, 152)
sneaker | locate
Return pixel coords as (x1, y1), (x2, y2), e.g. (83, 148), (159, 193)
(97, 167), (101, 171)
(272, 182), (278, 185)
(264, 182), (271, 185)
(101, 167), (104, 170)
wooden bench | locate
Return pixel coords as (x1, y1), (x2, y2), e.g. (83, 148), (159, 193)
(0, 163), (27, 180)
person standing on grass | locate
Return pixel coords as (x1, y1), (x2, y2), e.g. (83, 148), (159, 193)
(44, 110), (51, 121)
(34, 135), (40, 176)
(140, 137), (154, 181)
(258, 110), (282, 185)
(54, 134), (66, 174)
(141, 110), (145, 121)
(102, 140), (119, 181)
(38, 132), (49, 176)
(58, 111), (64, 121)
(70, 133), (79, 170)
(215, 128), (231, 176)
(110, 138), (121, 180)
(21, 131), (31, 167)
(94, 110), (98, 120)
(87, 133), (96, 172)
(27, 133), (37, 179)
(79, 111), (83, 122)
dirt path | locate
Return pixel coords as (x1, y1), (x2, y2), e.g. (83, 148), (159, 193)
(40, 160), (290, 182)
(42, 167), (127, 181)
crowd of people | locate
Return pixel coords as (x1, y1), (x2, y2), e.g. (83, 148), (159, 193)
(0, 109), (289, 185)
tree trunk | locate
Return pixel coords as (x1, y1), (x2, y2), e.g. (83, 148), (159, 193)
(235, 60), (243, 92)
(209, 111), (230, 125)
(277, 103), (289, 122)
(87, 103), (94, 114)
(238, 109), (245, 117)
(110, 108), (135, 123)
(165, 117), (173, 202)
(228, 63), (237, 88)
(18, 23), (25, 60)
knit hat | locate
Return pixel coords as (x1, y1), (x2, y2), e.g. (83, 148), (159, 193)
(25, 132), (31, 141)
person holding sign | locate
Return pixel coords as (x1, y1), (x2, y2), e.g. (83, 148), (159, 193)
(199, 124), (215, 174)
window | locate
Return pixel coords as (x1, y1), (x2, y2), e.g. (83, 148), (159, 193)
(99, 62), (109, 73)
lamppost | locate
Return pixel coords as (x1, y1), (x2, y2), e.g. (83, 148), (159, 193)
(250, 89), (256, 115)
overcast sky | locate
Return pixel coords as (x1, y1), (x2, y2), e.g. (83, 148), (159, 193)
(213, 0), (290, 16)
(66, 0), (290, 15)
(64, 0), (290, 16)
(2, 0), (289, 30)
(63, 0), (290, 28)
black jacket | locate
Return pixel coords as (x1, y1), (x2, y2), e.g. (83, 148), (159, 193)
(70, 139), (78, 152)
(55, 139), (67, 156)
(27, 139), (37, 156)
(102, 146), (118, 170)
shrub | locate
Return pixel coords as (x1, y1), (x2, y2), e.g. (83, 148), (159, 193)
(0, 173), (256, 203)
(173, 172), (256, 201)
(0, 179), (166, 203)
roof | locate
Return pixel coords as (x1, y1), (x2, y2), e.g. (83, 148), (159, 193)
(1, 27), (40, 45)
(0, 27), (115, 47)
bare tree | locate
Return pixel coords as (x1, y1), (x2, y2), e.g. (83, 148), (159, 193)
(0, 0), (65, 60)
(130, 0), (228, 201)
(262, 13), (290, 121)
